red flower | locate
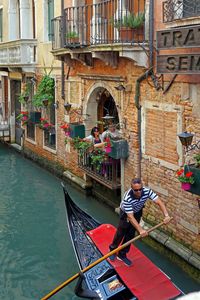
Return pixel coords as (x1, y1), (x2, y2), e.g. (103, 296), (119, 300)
(185, 172), (193, 178)
(176, 169), (184, 176)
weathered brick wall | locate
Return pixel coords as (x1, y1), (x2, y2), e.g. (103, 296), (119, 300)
(23, 60), (200, 254)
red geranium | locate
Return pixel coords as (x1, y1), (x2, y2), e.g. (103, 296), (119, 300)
(176, 167), (194, 184)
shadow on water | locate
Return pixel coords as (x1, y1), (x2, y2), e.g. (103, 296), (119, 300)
(0, 144), (199, 299)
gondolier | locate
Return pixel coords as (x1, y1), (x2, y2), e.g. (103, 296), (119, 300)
(109, 178), (171, 266)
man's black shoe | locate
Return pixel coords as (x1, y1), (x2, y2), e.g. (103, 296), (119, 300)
(117, 255), (132, 266)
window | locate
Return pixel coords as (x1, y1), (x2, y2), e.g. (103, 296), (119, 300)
(27, 121), (35, 140)
(48, 0), (54, 41)
(44, 127), (56, 150)
(0, 8), (3, 42)
(163, 0), (200, 22)
(44, 82), (56, 149)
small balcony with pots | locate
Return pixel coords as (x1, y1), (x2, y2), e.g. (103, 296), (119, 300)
(51, 0), (148, 68)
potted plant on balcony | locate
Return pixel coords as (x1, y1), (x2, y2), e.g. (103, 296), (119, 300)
(66, 31), (79, 44)
(71, 137), (93, 157)
(32, 74), (55, 108)
(90, 149), (106, 171)
(112, 12), (145, 42)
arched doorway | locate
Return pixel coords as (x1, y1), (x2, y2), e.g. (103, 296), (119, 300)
(96, 88), (119, 133)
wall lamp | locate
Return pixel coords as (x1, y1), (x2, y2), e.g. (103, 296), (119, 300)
(114, 84), (125, 91)
(178, 131), (200, 152)
(53, 101), (59, 109)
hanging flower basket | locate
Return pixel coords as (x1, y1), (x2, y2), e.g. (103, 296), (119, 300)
(176, 167), (195, 191)
(181, 182), (191, 191)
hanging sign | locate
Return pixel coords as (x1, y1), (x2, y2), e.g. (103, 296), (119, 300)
(157, 54), (200, 74)
(157, 25), (200, 49)
(156, 25), (200, 74)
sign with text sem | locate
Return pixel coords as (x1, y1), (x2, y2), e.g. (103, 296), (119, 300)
(156, 25), (200, 74)
(157, 54), (200, 74)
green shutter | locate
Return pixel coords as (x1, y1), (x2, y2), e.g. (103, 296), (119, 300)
(48, 0), (54, 41)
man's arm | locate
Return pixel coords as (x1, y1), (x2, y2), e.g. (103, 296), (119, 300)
(127, 213), (148, 237)
(154, 198), (171, 224)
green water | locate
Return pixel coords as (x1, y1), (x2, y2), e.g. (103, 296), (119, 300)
(0, 144), (199, 299)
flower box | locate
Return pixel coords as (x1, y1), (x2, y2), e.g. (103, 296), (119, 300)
(70, 123), (85, 139)
(108, 139), (129, 160)
(30, 111), (41, 124)
(184, 165), (200, 196)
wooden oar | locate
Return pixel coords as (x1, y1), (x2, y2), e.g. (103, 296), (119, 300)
(41, 218), (173, 300)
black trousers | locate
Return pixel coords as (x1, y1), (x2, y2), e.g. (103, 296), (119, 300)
(109, 209), (143, 257)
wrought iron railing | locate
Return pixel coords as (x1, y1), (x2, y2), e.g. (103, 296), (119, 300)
(78, 152), (121, 190)
(163, 0), (200, 22)
(52, 0), (146, 50)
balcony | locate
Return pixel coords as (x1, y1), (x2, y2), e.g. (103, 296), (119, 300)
(0, 39), (37, 72)
(51, 0), (147, 67)
(163, 0), (200, 23)
(78, 152), (121, 190)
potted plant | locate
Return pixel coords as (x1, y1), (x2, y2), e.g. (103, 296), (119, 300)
(18, 82), (31, 104)
(16, 111), (29, 126)
(112, 12), (145, 42)
(60, 122), (71, 137)
(32, 74), (55, 108)
(176, 167), (195, 190)
(90, 149), (106, 171)
(71, 137), (93, 157)
(38, 117), (54, 131)
(66, 31), (79, 44)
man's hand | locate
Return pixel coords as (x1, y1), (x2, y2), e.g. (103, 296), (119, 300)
(139, 229), (148, 237)
(163, 215), (171, 224)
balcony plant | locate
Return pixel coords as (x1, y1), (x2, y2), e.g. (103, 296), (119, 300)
(66, 31), (79, 44)
(112, 12), (145, 42)
(90, 149), (106, 171)
(32, 74), (54, 108)
(176, 167), (195, 190)
(16, 111), (29, 126)
(71, 137), (93, 157)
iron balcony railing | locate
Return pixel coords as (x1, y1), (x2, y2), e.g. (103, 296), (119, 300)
(163, 0), (200, 22)
(52, 0), (146, 50)
(78, 152), (121, 190)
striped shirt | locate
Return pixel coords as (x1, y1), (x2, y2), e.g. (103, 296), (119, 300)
(120, 187), (158, 214)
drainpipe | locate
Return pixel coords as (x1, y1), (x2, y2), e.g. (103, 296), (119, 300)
(135, 68), (153, 178)
(134, 0), (155, 178)
(61, 0), (65, 100)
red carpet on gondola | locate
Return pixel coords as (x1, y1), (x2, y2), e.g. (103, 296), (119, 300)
(87, 224), (181, 300)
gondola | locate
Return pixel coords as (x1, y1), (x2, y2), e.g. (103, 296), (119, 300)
(63, 184), (182, 300)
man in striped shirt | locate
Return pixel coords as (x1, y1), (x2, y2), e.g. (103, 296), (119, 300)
(109, 178), (171, 266)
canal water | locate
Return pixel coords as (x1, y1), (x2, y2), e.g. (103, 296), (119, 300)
(0, 143), (199, 300)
